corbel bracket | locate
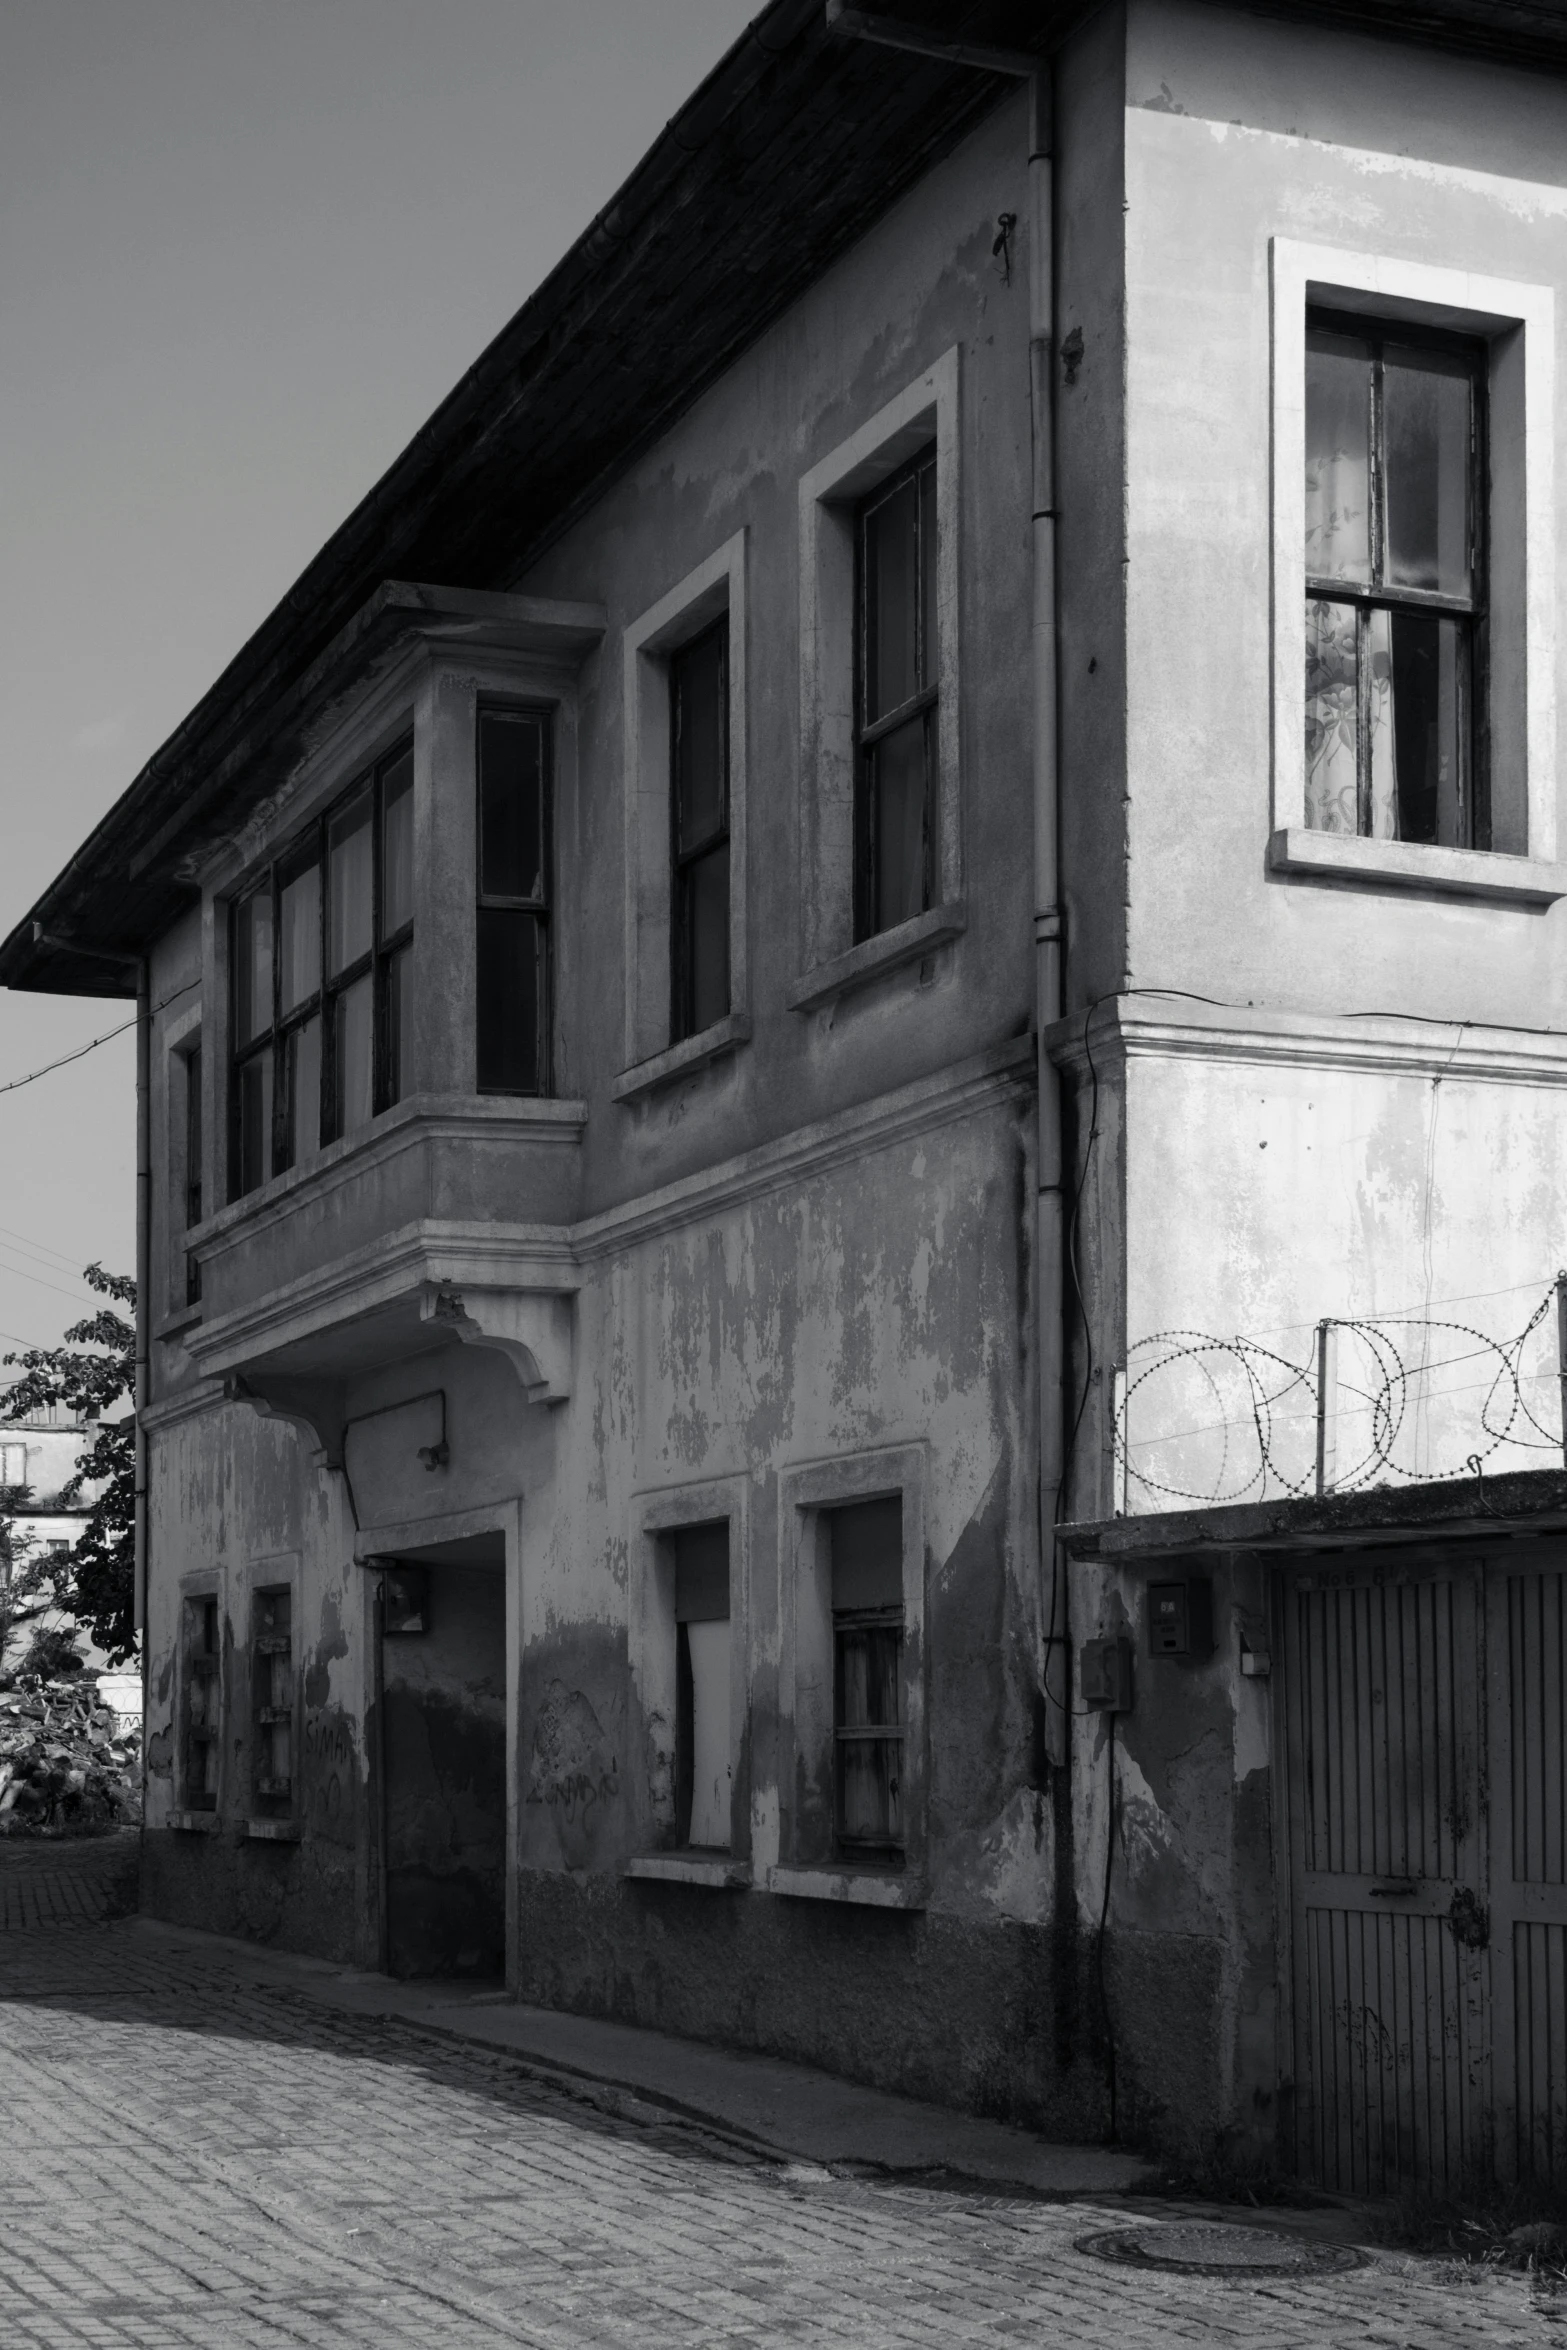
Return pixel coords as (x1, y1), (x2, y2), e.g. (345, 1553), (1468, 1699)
(421, 1285), (574, 1406)
(222, 1372), (349, 1468)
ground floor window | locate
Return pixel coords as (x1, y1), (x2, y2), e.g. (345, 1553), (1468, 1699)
(673, 1522), (730, 1850)
(828, 1498), (904, 1859)
(182, 1595), (221, 1811)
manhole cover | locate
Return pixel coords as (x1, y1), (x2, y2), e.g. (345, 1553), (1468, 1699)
(1076, 2222), (1366, 2278)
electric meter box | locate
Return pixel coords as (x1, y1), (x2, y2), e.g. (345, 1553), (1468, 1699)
(1080, 1635), (1134, 1712)
(1147, 1577), (1213, 1662)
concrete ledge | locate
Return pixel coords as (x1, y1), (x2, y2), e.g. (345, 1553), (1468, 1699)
(610, 1013), (751, 1103)
(787, 903), (965, 1014)
(622, 1854), (750, 1889)
(765, 1864), (923, 1909)
(1268, 827), (1567, 905)
(245, 1818), (302, 1843)
(168, 1810), (221, 1835)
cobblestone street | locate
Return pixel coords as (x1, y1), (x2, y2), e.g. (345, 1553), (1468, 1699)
(0, 1839), (1558, 2349)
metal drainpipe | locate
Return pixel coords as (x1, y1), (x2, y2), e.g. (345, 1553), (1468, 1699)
(1028, 74), (1068, 1766)
(134, 963), (151, 1667)
(824, 10), (1066, 1758)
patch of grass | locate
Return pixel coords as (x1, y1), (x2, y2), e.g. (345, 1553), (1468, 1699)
(1376, 2181), (1567, 2280)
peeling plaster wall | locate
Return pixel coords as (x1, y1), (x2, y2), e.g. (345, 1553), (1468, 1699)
(1052, 1), (1567, 2164)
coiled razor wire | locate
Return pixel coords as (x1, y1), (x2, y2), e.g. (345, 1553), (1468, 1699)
(1114, 1287), (1562, 1507)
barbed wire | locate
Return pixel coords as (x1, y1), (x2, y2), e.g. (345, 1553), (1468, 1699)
(1114, 1285), (1563, 1507)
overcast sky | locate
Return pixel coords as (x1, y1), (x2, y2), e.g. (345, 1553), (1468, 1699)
(0, 0), (758, 1373)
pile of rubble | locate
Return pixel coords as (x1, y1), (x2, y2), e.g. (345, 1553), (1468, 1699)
(0, 1674), (142, 1835)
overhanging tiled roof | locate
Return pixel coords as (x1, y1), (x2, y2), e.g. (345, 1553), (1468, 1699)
(5, 0), (1565, 998)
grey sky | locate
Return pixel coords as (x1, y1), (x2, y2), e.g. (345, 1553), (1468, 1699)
(0, 0), (758, 1369)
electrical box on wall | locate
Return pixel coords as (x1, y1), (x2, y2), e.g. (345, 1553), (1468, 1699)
(382, 1563), (430, 1636)
(1147, 1577), (1213, 1662)
(1080, 1635), (1134, 1712)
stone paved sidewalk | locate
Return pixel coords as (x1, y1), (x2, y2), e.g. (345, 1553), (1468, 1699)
(0, 1864), (1557, 2347)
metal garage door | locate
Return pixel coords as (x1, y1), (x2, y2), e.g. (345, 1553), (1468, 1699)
(1281, 1543), (1567, 2192)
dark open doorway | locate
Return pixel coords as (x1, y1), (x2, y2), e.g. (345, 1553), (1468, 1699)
(378, 1534), (507, 1980)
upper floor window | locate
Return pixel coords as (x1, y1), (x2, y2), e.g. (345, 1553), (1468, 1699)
(1305, 314), (1484, 850)
(476, 706), (552, 1096)
(230, 740), (413, 1200)
(181, 1039), (202, 1304)
(855, 446), (937, 940)
(670, 619), (730, 1044)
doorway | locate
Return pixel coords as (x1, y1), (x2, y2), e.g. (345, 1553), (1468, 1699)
(1279, 1542), (1567, 2192)
(378, 1534), (507, 1980)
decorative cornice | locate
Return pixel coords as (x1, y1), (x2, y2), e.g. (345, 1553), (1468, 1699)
(1045, 995), (1567, 1088)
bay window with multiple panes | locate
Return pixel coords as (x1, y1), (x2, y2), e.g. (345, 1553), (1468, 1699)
(230, 740), (414, 1199)
(1304, 313), (1485, 849)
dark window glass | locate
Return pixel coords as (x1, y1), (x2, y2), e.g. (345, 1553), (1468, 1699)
(1304, 314), (1482, 850)
(855, 448), (938, 940)
(476, 709), (552, 1095)
(829, 1497), (904, 1860)
(670, 619), (730, 1043)
(252, 1586), (293, 1813)
(183, 1042), (203, 1307)
(228, 738), (413, 1200)
(183, 1595), (221, 1811)
(672, 1521), (730, 1851)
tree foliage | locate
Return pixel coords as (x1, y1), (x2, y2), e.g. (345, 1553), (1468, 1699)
(2, 1266), (136, 1666)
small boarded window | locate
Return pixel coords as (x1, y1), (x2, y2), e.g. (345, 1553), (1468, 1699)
(182, 1595), (222, 1812)
(673, 1522), (730, 1850)
(252, 1587), (293, 1814)
(829, 1497), (904, 1859)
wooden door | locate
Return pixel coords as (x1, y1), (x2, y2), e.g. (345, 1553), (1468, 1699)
(1280, 1553), (1490, 2193)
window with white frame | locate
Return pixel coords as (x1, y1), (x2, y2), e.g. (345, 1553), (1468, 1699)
(617, 533), (748, 1094)
(1270, 242), (1558, 897)
(794, 351), (962, 1000)
(773, 1445), (927, 1898)
(628, 1476), (748, 1869)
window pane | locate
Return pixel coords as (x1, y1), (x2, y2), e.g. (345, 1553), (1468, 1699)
(1304, 598), (1359, 835)
(478, 711), (547, 902)
(385, 942), (413, 1107)
(830, 1498), (902, 1612)
(684, 1617), (730, 1849)
(381, 750), (414, 937)
(234, 889), (273, 1047)
(328, 793), (373, 974)
(1366, 606), (1399, 841)
(869, 713), (930, 932)
(278, 858), (321, 1016)
(674, 1522), (730, 1622)
(919, 457), (937, 691)
(184, 1045), (203, 1228)
(838, 1623), (902, 1731)
(281, 1014), (321, 1168)
(477, 908), (544, 1093)
(839, 1736), (903, 1848)
(334, 973), (374, 1136)
(1305, 331), (1371, 584)
(1389, 609), (1469, 847)
(1384, 347), (1472, 597)
(681, 842), (729, 1037)
(672, 623), (727, 852)
(235, 1050), (273, 1195)
(864, 472), (920, 722)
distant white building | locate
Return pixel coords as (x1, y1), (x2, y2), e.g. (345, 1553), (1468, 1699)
(1, 1401), (100, 1669)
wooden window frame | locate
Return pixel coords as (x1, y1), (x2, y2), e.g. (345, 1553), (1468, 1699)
(832, 1602), (905, 1862)
(668, 617), (731, 1046)
(475, 702), (554, 1099)
(181, 1037), (203, 1306)
(853, 444), (938, 942)
(228, 737), (414, 1202)
(1305, 307), (1488, 849)
(181, 1592), (222, 1813)
(250, 1583), (295, 1817)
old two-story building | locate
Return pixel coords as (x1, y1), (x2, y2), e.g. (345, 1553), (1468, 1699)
(4, 0), (1567, 2190)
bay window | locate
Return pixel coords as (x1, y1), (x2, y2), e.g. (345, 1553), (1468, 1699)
(476, 705), (553, 1096)
(230, 739), (413, 1200)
